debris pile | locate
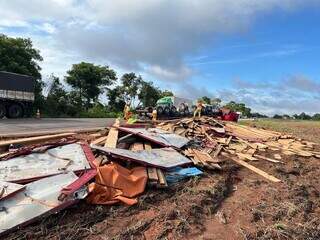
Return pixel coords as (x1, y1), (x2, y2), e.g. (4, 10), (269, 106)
(0, 116), (318, 236)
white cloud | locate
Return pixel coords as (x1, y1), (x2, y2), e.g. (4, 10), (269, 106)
(1, 0), (318, 81)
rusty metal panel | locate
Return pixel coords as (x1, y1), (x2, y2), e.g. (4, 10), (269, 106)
(0, 181), (25, 200)
(0, 143), (91, 183)
(92, 145), (192, 169)
(117, 127), (189, 148)
(0, 172), (79, 236)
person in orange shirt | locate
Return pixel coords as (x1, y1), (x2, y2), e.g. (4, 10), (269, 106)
(123, 102), (131, 120)
(193, 100), (203, 118)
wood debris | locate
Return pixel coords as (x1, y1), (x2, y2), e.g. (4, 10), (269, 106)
(157, 116), (318, 183)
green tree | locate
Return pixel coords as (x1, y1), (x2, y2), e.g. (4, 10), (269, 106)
(0, 34), (44, 111)
(65, 62), (117, 109)
(120, 72), (142, 104)
(312, 113), (320, 121)
(201, 96), (211, 104)
(298, 112), (311, 120)
(160, 90), (174, 97)
(273, 114), (283, 119)
(107, 86), (126, 112)
(138, 81), (162, 107)
(225, 101), (252, 117)
(45, 75), (69, 116)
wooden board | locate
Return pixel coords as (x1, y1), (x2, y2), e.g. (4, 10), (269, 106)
(104, 127), (119, 148)
(0, 132), (75, 147)
(91, 136), (108, 145)
(229, 156), (281, 183)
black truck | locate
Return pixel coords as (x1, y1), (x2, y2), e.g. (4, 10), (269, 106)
(0, 71), (34, 118)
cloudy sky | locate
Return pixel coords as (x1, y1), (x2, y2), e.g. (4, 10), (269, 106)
(1, 0), (320, 115)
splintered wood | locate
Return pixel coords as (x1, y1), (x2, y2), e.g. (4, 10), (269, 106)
(157, 117), (318, 183)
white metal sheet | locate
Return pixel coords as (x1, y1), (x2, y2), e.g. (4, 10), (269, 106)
(92, 145), (192, 169)
(0, 181), (25, 200)
(0, 172), (78, 235)
(0, 143), (91, 182)
(117, 127), (189, 148)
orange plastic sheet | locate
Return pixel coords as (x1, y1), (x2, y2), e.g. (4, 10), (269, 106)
(87, 162), (147, 205)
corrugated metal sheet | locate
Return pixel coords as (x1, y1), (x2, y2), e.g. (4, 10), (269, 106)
(0, 172), (79, 235)
(0, 143), (91, 183)
(0, 181), (25, 200)
(92, 145), (192, 169)
(117, 127), (189, 148)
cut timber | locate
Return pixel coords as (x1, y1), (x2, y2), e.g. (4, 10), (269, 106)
(228, 155), (281, 183)
(212, 145), (223, 158)
(236, 153), (258, 161)
(0, 132), (75, 147)
(254, 154), (283, 163)
(274, 154), (282, 160)
(144, 142), (166, 187)
(130, 142), (144, 151)
(104, 120), (120, 148)
(91, 136), (108, 145)
(0, 127), (104, 139)
(226, 136), (232, 145)
(156, 168), (168, 187)
(147, 167), (159, 182)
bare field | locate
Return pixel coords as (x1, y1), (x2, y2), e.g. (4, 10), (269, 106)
(240, 119), (320, 144)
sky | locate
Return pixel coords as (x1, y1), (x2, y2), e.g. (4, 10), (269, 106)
(1, 0), (320, 115)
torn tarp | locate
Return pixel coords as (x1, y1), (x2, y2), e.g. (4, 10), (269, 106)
(87, 162), (147, 206)
(0, 181), (25, 200)
(117, 127), (190, 148)
(0, 172), (84, 236)
(91, 145), (192, 169)
(0, 143), (95, 183)
(165, 167), (203, 184)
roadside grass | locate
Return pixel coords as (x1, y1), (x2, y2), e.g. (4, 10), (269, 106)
(240, 119), (320, 144)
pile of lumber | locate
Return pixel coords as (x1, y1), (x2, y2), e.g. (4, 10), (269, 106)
(158, 117), (319, 183)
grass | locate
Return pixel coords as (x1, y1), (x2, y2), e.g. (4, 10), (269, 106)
(240, 119), (320, 144)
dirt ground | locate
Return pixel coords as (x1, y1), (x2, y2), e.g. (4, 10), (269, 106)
(3, 124), (320, 240)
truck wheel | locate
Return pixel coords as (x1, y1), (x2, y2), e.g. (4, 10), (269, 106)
(147, 107), (153, 113)
(184, 108), (190, 116)
(7, 104), (23, 118)
(164, 107), (170, 116)
(170, 106), (177, 116)
(0, 104), (6, 119)
(156, 106), (164, 115)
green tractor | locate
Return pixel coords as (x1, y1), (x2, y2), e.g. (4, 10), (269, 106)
(155, 96), (192, 117)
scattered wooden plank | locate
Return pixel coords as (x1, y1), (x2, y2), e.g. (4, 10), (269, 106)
(212, 145), (223, 158)
(236, 153), (258, 161)
(157, 168), (168, 187)
(226, 136), (232, 145)
(104, 120), (120, 148)
(91, 136), (108, 145)
(254, 154), (283, 163)
(0, 127), (104, 139)
(0, 132), (75, 147)
(274, 154), (282, 160)
(228, 155), (281, 183)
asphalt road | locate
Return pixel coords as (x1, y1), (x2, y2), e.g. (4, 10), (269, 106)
(0, 118), (116, 137)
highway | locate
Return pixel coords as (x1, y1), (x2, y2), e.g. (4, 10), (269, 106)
(0, 118), (116, 137)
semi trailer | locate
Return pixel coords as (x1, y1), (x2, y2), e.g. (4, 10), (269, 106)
(0, 71), (34, 118)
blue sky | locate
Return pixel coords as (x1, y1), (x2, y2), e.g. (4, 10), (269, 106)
(1, 0), (320, 115)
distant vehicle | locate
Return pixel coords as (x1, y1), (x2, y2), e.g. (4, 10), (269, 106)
(0, 71), (34, 118)
(155, 96), (193, 117)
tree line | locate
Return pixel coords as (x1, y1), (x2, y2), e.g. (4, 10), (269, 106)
(0, 34), (173, 117)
